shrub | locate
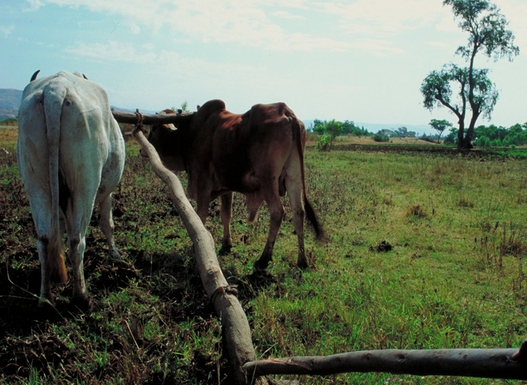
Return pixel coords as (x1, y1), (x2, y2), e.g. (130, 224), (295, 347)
(316, 134), (333, 151)
(373, 133), (389, 142)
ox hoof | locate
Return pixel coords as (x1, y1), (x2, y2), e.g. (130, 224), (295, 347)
(297, 262), (309, 270)
(297, 259), (309, 270)
(110, 249), (121, 261)
(253, 259), (270, 272)
(38, 297), (55, 309)
(71, 294), (92, 311)
(219, 244), (232, 256)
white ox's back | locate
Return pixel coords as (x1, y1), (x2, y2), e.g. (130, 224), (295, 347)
(17, 70), (125, 307)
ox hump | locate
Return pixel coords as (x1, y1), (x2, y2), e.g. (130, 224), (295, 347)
(200, 99), (226, 115)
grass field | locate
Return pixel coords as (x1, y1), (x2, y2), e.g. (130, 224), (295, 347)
(1, 127), (527, 384)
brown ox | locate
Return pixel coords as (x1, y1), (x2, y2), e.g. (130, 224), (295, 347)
(143, 99), (324, 270)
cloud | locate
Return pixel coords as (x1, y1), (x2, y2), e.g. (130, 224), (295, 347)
(62, 40), (262, 82)
(0, 25), (15, 38)
(271, 10), (305, 20)
(37, 0), (517, 57)
(24, 0), (44, 11)
(64, 41), (157, 64)
(32, 0), (349, 52)
(321, 0), (449, 35)
(127, 22), (141, 35)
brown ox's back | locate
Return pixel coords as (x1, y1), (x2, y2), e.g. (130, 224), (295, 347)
(202, 102), (298, 194)
(146, 99), (323, 269)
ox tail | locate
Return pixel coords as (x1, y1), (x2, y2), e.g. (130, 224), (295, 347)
(43, 86), (68, 283)
(291, 115), (325, 242)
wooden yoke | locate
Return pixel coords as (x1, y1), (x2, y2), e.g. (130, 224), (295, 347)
(113, 109), (187, 125)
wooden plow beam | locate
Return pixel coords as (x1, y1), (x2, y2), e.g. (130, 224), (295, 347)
(130, 126), (267, 385)
(122, 110), (527, 384)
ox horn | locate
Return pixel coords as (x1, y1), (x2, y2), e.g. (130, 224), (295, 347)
(73, 71), (89, 80)
(30, 70), (41, 82)
(157, 110), (177, 131)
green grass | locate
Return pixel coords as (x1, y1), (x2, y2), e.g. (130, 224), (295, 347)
(1, 139), (527, 384)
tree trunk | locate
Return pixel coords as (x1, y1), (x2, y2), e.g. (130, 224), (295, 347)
(463, 109), (481, 150)
(456, 120), (474, 150)
(458, 136), (473, 150)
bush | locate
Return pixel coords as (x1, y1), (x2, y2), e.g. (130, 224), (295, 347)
(373, 133), (389, 142)
(474, 136), (491, 148)
(443, 132), (457, 145)
(316, 134), (333, 151)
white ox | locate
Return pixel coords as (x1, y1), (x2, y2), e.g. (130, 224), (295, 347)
(17, 70), (125, 307)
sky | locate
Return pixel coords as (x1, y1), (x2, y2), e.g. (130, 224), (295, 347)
(1, 0), (526, 133)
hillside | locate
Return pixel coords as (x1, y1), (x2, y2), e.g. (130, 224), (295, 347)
(0, 89), (22, 120)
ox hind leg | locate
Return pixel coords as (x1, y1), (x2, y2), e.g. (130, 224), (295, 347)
(98, 192), (120, 259)
(253, 187), (284, 271)
(285, 151), (308, 268)
(29, 202), (67, 307)
(64, 219), (89, 304)
(64, 194), (97, 305)
(219, 192), (233, 255)
(36, 229), (67, 307)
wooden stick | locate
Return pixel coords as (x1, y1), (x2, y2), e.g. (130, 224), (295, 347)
(113, 110), (190, 125)
(243, 348), (527, 380)
(132, 128), (267, 385)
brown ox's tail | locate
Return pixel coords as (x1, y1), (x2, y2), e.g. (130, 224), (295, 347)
(304, 195), (325, 241)
(291, 113), (325, 242)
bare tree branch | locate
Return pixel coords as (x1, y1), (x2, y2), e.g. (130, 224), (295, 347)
(243, 347), (527, 380)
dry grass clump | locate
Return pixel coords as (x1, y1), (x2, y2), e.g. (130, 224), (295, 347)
(405, 204), (427, 218)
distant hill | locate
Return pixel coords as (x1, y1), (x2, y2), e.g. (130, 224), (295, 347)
(0, 88), (22, 120)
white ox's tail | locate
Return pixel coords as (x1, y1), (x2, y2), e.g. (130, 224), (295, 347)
(43, 86), (68, 283)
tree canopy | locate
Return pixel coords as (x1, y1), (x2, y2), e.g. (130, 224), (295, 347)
(421, 0), (519, 150)
(429, 119), (453, 143)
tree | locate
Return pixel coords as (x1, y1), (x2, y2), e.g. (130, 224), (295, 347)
(171, 101), (189, 114)
(373, 130), (391, 142)
(326, 120), (343, 138)
(395, 126), (408, 137)
(420, 0), (519, 150)
(429, 119), (453, 143)
(473, 123), (527, 147)
(314, 120), (343, 151)
(313, 119), (326, 135)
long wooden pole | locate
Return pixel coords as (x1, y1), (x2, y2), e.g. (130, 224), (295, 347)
(132, 127), (267, 385)
(243, 347), (527, 380)
(113, 110), (187, 125)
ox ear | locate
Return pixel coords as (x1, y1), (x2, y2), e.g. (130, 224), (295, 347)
(30, 70), (40, 82)
(166, 123), (177, 131)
